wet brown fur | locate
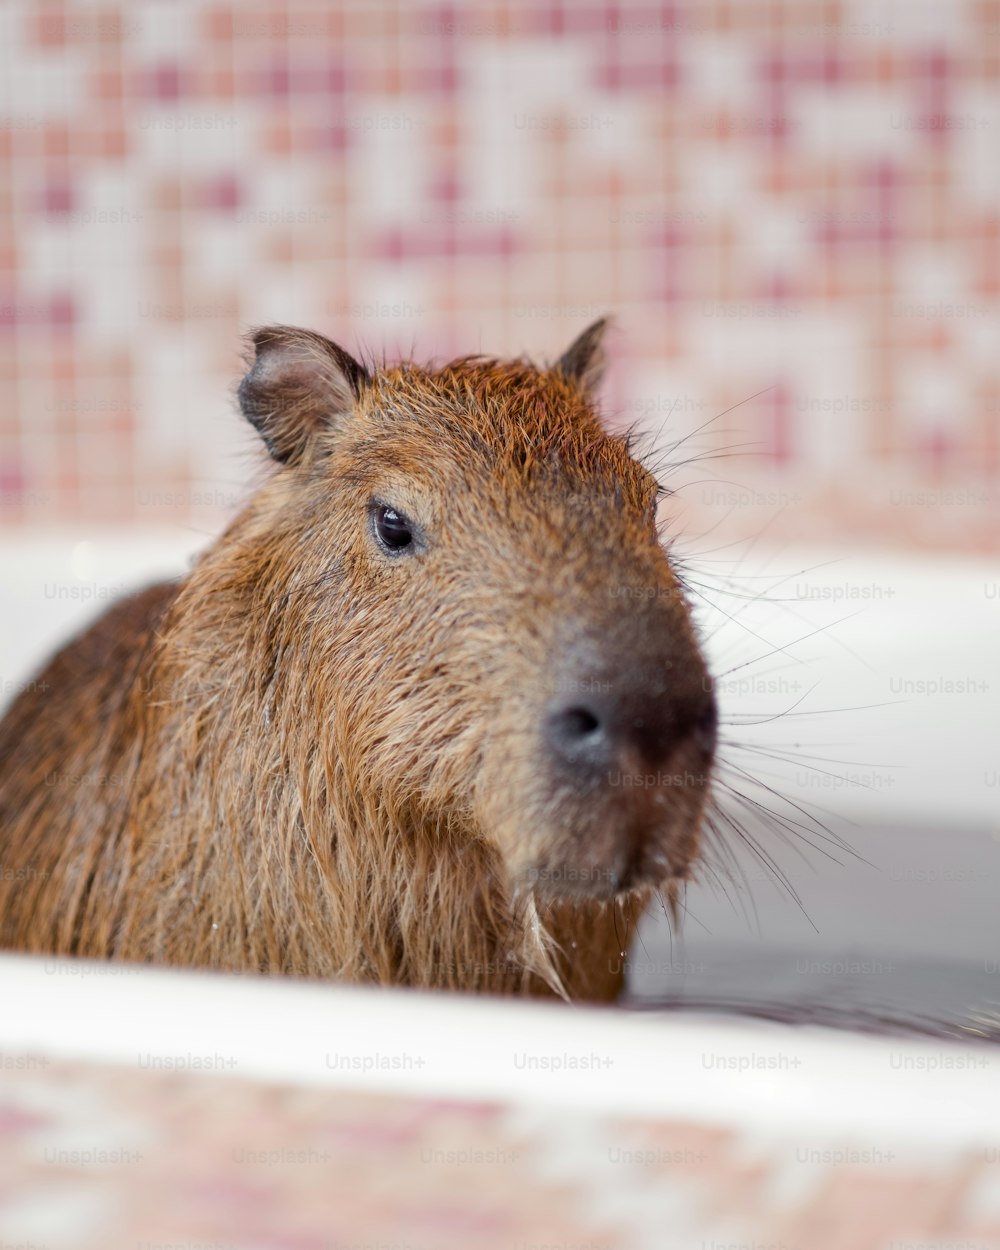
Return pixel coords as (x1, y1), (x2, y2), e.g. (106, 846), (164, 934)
(0, 325), (714, 1001)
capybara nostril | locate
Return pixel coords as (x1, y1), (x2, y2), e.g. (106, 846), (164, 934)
(545, 701), (607, 767)
(545, 677), (715, 775)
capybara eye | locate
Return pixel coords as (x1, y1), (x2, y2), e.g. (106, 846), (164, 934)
(372, 502), (414, 553)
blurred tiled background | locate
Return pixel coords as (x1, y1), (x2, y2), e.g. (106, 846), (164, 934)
(5, 1058), (1000, 1249)
(1, 0), (998, 550)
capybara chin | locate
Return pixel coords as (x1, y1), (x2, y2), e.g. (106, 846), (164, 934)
(0, 320), (717, 1002)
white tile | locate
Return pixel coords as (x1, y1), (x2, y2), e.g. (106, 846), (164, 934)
(360, 99), (435, 227)
(852, 0), (974, 45)
(129, 0), (195, 58)
(132, 106), (249, 169)
(466, 40), (592, 209)
(952, 86), (1000, 207)
(898, 360), (972, 438)
(5, 54), (85, 119)
(0, 1184), (115, 1248)
(964, 1161), (1000, 1224)
(795, 86), (919, 162)
(682, 35), (756, 108)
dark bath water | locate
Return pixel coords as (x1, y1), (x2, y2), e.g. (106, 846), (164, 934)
(627, 817), (1000, 1039)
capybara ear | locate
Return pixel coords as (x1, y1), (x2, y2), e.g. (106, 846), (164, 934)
(239, 325), (368, 465)
(555, 317), (609, 399)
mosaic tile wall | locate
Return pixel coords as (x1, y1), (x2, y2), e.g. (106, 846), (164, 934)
(5, 1058), (1000, 1249)
(1, 0), (998, 551)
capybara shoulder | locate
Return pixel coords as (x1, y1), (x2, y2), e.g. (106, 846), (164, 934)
(0, 582), (176, 954)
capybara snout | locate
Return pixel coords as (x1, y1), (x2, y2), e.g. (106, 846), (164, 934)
(539, 629), (717, 896)
(0, 317), (716, 1000)
(479, 601), (717, 901)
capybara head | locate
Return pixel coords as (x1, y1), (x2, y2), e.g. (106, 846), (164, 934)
(235, 320), (717, 906)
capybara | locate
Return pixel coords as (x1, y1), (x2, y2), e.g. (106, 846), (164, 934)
(0, 321), (717, 1001)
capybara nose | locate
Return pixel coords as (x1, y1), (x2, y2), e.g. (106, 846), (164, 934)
(544, 678), (717, 775)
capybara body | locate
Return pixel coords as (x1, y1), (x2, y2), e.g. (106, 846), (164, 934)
(0, 322), (716, 1000)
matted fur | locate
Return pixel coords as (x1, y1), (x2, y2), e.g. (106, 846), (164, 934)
(0, 324), (715, 1001)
